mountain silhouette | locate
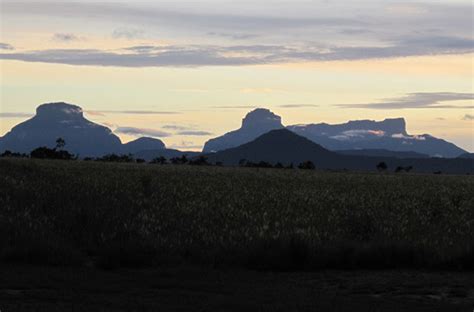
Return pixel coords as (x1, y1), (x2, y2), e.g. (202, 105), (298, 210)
(202, 108), (284, 152)
(122, 137), (166, 154)
(203, 108), (466, 157)
(206, 128), (336, 165)
(206, 129), (473, 174)
(0, 102), (122, 156)
(288, 120), (465, 158)
(336, 149), (429, 159)
(458, 153), (474, 159)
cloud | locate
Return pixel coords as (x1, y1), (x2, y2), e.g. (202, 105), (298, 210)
(169, 141), (202, 150)
(0, 112), (33, 118)
(176, 130), (213, 136)
(0, 43), (14, 50)
(52, 33), (80, 42)
(240, 88), (280, 94)
(86, 110), (180, 115)
(330, 129), (385, 141)
(84, 110), (106, 117)
(112, 28), (144, 40)
(162, 125), (190, 131)
(208, 32), (259, 40)
(392, 133), (426, 141)
(337, 92), (474, 109)
(462, 114), (474, 120)
(278, 104), (319, 108)
(115, 127), (171, 138)
(211, 105), (257, 109)
(1, 33), (472, 67)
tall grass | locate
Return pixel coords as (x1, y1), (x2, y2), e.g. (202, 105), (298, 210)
(1, 158), (473, 270)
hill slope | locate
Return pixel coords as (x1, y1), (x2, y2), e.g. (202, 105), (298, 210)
(203, 108), (284, 152)
(206, 129), (474, 174)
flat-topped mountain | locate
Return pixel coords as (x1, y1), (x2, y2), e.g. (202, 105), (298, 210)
(0, 102), (123, 156)
(289, 118), (408, 138)
(122, 137), (166, 154)
(288, 120), (465, 158)
(203, 108), (466, 158)
(202, 108), (284, 152)
(206, 129), (474, 174)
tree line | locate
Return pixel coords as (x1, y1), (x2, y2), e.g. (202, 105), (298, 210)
(1, 138), (420, 173)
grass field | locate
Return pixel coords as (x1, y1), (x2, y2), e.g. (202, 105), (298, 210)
(1, 158), (474, 310)
(1, 158), (473, 271)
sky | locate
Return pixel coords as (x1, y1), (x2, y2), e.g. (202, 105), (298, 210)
(0, 0), (473, 151)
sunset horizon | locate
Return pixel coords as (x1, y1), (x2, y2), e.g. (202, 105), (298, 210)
(1, 0), (473, 151)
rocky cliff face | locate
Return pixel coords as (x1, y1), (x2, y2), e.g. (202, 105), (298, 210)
(288, 119), (465, 158)
(0, 102), (123, 156)
(202, 108), (284, 152)
(203, 108), (466, 157)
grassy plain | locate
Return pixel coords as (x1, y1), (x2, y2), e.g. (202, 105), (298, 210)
(0, 158), (473, 310)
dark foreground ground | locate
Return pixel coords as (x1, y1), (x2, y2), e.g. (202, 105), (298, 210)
(1, 266), (473, 312)
(1, 159), (474, 311)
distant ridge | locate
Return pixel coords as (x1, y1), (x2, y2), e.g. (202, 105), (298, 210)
(206, 129), (474, 174)
(458, 153), (474, 159)
(122, 137), (166, 154)
(336, 149), (429, 159)
(203, 108), (466, 158)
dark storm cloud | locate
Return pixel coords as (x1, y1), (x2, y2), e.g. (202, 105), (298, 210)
(337, 92), (474, 110)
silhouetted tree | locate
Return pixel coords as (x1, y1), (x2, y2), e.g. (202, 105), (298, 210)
(189, 156), (209, 166)
(395, 165), (413, 173)
(215, 161), (223, 166)
(55, 137), (66, 150)
(136, 158), (146, 164)
(239, 159), (247, 167)
(30, 146), (74, 160)
(150, 156), (167, 165)
(170, 155), (188, 165)
(274, 162), (284, 169)
(286, 163), (294, 169)
(298, 161), (315, 170)
(257, 161), (273, 168)
(97, 154), (134, 163)
(0, 150), (28, 158)
(376, 162), (388, 172)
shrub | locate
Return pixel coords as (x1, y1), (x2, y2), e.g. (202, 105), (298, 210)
(298, 161), (315, 170)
